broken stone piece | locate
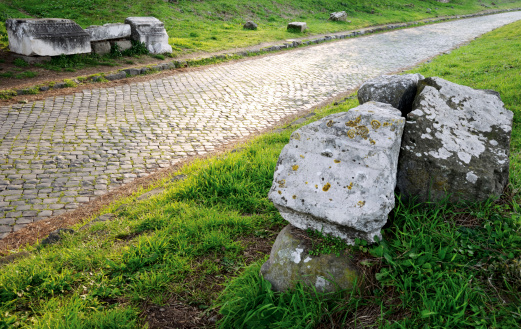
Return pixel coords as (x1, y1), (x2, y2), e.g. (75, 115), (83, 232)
(397, 77), (513, 203)
(268, 102), (405, 244)
(125, 17), (172, 54)
(85, 23), (131, 42)
(91, 41), (111, 55)
(287, 22), (308, 32)
(6, 18), (91, 56)
(260, 225), (361, 292)
(329, 11), (348, 21)
(358, 74), (425, 116)
(41, 228), (74, 245)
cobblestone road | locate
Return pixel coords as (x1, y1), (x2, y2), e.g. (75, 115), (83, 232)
(1, 12), (521, 237)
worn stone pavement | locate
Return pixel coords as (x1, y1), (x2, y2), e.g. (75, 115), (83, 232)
(1, 12), (521, 238)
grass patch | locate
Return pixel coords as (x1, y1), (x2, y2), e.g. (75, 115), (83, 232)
(1, 13), (521, 329)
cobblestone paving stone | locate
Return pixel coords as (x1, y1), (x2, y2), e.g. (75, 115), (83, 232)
(1, 12), (521, 238)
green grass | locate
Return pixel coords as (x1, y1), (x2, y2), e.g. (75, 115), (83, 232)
(1, 13), (521, 329)
(1, 0), (520, 56)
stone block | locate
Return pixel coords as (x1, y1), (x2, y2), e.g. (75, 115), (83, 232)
(243, 21), (258, 30)
(111, 40), (132, 51)
(329, 11), (348, 21)
(91, 41), (111, 55)
(268, 102), (405, 244)
(6, 18), (91, 56)
(358, 74), (424, 116)
(105, 71), (126, 81)
(397, 77), (513, 203)
(85, 23), (131, 42)
(260, 225), (361, 292)
(125, 17), (172, 54)
(287, 22), (307, 33)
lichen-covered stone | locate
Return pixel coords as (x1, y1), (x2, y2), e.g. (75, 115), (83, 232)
(85, 23), (131, 42)
(125, 17), (172, 54)
(329, 11), (348, 21)
(260, 225), (360, 292)
(6, 18), (91, 56)
(268, 102), (405, 244)
(397, 77), (513, 203)
(358, 74), (424, 116)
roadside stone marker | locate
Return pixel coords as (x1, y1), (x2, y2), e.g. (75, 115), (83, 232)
(6, 18), (91, 56)
(125, 17), (172, 54)
(268, 102), (405, 244)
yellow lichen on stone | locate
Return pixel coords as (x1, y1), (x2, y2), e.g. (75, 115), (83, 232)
(278, 179), (286, 188)
(305, 182), (308, 184)
(300, 155), (305, 158)
(371, 120), (381, 130)
(278, 190), (282, 194)
(292, 165), (299, 171)
(370, 139), (376, 145)
(357, 201), (366, 207)
(383, 122), (391, 127)
(347, 129), (356, 139)
(293, 132), (301, 140)
(292, 195), (297, 199)
(347, 182), (353, 190)
(315, 184), (318, 189)
(345, 116), (361, 127)
(322, 183), (331, 192)
(326, 120), (334, 127)
(334, 159), (341, 163)
(356, 126), (369, 139)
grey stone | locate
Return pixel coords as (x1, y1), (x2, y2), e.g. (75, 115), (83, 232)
(137, 188), (165, 200)
(123, 68), (141, 76)
(6, 18), (91, 56)
(329, 11), (348, 22)
(105, 71), (126, 81)
(358, 74), (425, 116)
(397, 77), (513, 203)
(243, 21), (258, 30)
(85, 23), (131, 42)
(91, 41), (111, 55)
(13, 54), (51, 64)
(268, 102), (405, 244)
(287, 22), (308, 33)
(40, 228), (74, 245)
(111, 40), (132, 51)
(39, 86), (50, 92)
(125, 17), (172, 54)
(260, 225), (360, 292)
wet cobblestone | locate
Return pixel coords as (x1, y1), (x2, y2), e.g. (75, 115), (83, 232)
(1, 12), (521, 237)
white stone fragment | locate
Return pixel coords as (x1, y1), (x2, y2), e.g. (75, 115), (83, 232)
(6, 18), (91, 56)
(85, 23), (131, 42)
(268, 102), (405, 244)
(125, 17), (172, 54)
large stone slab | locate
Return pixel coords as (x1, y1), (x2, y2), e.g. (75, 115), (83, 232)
(260, 225), (360, 292)
(6, 18), (91, 56)
(397, 77), (513, 203)
(268, 102), (405, 244)
(85, 23), (131, 42)
(358, 74), (424, 116)
(124, 17), (172, 54)
(329, 11), (348, 21)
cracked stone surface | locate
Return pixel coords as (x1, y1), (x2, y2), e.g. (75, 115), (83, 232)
(1, 12), (521, 238)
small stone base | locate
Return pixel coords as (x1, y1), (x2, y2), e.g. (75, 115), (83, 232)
(13, 54), (51, 64)
(260, 225), (361, 293)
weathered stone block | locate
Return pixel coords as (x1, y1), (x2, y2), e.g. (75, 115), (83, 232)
(268, 102), (405, 244)
(287, 22), (307, 32)
(6, 18), (91, 56)
(397, 77), (513, 203)
(85, 23), (131, 41)
(329, 11), (348, 21)
(125, 17), (172, 54)
(260, 225), (361, 292)
(91, 41), (111, 55)
(111, 40), (132, 51)
(358, 74), (424, 116)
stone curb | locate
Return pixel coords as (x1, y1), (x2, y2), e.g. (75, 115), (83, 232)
(4, 7), (520, 99)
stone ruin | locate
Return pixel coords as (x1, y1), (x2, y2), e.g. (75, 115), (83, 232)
(261, 75), (513, 292)
(6, 16), (172, 60)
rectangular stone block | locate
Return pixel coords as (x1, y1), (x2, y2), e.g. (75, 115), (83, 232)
(6, 18), (91, 56)
(125, 17), (172, 54)
(85, 23), (131, 42)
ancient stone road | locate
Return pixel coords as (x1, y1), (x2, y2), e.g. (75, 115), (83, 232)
(1, 12), (521, 237)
